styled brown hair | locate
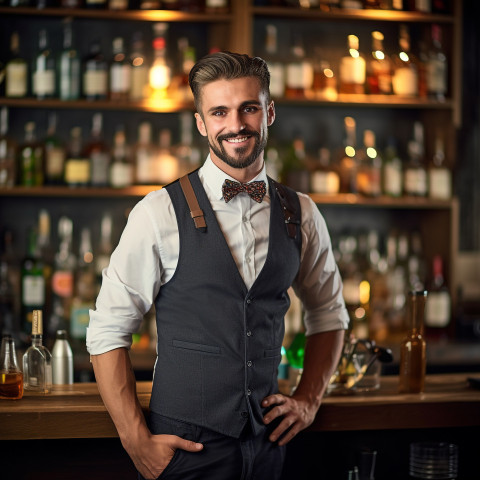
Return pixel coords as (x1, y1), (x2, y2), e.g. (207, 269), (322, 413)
(188, 51), (270, 113)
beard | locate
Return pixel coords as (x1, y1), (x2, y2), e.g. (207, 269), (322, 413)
(208, 128), (268, 170)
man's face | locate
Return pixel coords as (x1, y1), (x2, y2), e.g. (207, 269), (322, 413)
(195, 77), (275, 173)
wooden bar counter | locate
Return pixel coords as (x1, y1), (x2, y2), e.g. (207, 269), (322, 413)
(1, 373), (479, 479)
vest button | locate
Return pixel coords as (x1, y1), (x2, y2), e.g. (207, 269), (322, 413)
(247, 389), (252, 396)
(246, 330), (252, 337)
(247, 360), (252, 367)
(241, 411), (248, 418)
(246, 299), (251, 304)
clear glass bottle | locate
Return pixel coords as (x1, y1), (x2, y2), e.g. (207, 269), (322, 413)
(155, 129), (179, 185)
(428, 132), (451, 200)
(398, 290), (427, 394)
(5, 32), (28, 99)
(59, 18), (81, 101)
(426, 24), (448, 101)
(109, 125), (134, 188)
(339, 34), (366, 95)
(0, 106), (17, 187)
(382, 137), (403, 198)
(110, 37), (131, 101)
(0, 334), (23, 400)
(32, 29), (56, 100)
(23, 310), (52, 394)
(83, 41), (108, 101)
(149, 23), (172, 99)
(263, 24), (285, 99)
(285, 33), (313, 99)
(129, 32), (149, 102)
(52, 329), (74, 385)
(403, 121), (427, 197)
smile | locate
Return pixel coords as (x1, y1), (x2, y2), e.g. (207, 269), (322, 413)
(225, 136), (249, 143)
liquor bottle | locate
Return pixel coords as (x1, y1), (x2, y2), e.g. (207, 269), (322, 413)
(391, 24), (418, 97)
(70, 228), (97, 342)
(36, 209), (54, 324)
(339, 34), (366, 94)
(86, 113), (110, 187)
(59, 18), (81, 101)
(382, 137), (403, 197)
(0, 107), (17, 187)
(51, 329), (73, 385)
(109, 0), (128, 9)
(129, 32), (149, 101)
(5, 32), (28, 98)
(311, 53), (337, 101)
(44, 113), (66, 186)
(149, 23), (172, 99)
(263, 24), (285, 98)
(21, 228), (46, 337)
(366, 30), (392, 95)
(310, 147), (340, 194)
(83, 41), (108, 101)
(110, 37), (131, 101)
(403, 121), (427, 197)
(398, 290), (427, 393)
(175, 112), (202, 177)
(282, 135), (310, 193)
(171, 37), (196, 101)
(110, 125), (134, 188)
(23, 310), (52, 394)
(135, 122), (157, 185)
(85, 0), (106, 8)
(426, 24), (448, 101)
(32, 29), (56, 100)
(49, 216), (76, 336)
(428, 132), (451, 200)
(0, 334), (23, 400)
(205, 0), (229, 13)
(284, 33), (313, 99)
(19, 122), (44, 187)
(424, 255), (451, 339)
(356, 129), (382, 197)
(64, 127), (91, 187)
(337, 116), (358, 193)
(95, 213), (113, 280)
(155, 129), (179, 185)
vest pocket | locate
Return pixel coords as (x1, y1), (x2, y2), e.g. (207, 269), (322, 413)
(172, 339), (221, 355)
(264, 346), (282, 358)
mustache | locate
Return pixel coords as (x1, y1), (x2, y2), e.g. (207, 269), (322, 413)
(217, 129), (259, 142)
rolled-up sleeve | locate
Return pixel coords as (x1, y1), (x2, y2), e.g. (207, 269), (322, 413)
(86, 195), (164, 355)
(293, 194), (349, 336)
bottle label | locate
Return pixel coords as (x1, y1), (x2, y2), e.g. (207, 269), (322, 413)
(90, 151), (110, 186)
(392, 67), (418, 96)
(130, 66), (149, 100)
(286, 61), (314, 90)
(110, 64), (131, 94)
(311, 171), (340, 194)
(427, 59), (447, 95)
(6, 63), (28, 97)
(428, 168), (451, 199)
(33, 70), (55, 96)
(110, 163), (133, 188)
(84, 70), (108, 96)
(267, 62), (285, 98)
(46, 147), (66, 178)
(384, 162), (403, 196)
(339, 57), (366, 85)
(404, 168), (427, 195)
(425, 291), (451, 327)
(65, 158), (91, 185)
(22, 275), (45, 306)
(52, 270), (74, 298)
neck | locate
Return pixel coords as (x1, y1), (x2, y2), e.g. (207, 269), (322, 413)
(210, 153), (265, 183)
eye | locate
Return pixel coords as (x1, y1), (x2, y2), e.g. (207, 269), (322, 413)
(243, 106), (260, 114)
(211, 110), (226, 117)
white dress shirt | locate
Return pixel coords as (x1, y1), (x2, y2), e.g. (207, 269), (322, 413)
(87, 156), (349, 355)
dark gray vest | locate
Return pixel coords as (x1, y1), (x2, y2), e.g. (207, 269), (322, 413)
(150, 170), (301, 438)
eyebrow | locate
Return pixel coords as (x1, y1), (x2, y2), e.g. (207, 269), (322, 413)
(206, 100), (263, 114)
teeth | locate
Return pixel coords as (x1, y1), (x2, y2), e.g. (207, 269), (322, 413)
(226, 137), (248, 143)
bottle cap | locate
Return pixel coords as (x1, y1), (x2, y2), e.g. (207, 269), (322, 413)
(32, 310), (43, 335)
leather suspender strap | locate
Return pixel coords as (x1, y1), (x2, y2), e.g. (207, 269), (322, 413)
(270, 179), (300, 240)
(179, 174), (207, 231)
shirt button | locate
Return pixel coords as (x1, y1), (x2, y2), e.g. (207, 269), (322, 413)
(241, 411), (248, 418)
(247, 360), (252, 367)
(246, 330), (252, 337)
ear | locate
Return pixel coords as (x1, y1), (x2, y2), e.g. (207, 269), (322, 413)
(195, 112), (207, 137)
(267, 101), (275, 127)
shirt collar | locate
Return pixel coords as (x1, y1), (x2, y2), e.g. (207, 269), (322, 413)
(199, 154), (269, 201)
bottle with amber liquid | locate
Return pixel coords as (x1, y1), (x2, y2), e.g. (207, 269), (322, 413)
(398, 290), (427, 394)
(0, 334), (23, 400)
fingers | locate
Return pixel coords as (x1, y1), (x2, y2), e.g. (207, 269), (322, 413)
(167, 435), (204, 453)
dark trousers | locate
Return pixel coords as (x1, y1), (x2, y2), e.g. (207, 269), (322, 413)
(138, 412), (286, 480)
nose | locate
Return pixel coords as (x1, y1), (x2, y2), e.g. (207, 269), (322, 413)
(228, 111), (245, 133)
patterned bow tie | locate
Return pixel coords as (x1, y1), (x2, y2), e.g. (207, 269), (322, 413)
(222, 179), (267, 203)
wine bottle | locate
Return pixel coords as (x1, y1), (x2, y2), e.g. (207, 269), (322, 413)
(19, 122), (44, 187)
(64, 127), (91, 187)
(59, 18), (81, 101)
(83, 41), (108, 101)
(398, 290), (427, 394)
(129, 32), (149, 101)
(110, 37), (131, 101)
(403, 121), (427, 197)
(428, 132), (451, 200)
(23, 309), (52, 394)
(44, 113), (66, 186)
(86, 113), (110, 187)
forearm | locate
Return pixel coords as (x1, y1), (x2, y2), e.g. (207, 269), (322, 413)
(293, 329), (345, 409)
(91, 348), (149, 448)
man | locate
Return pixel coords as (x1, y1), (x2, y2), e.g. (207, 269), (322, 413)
(87, 51), (349, 480)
